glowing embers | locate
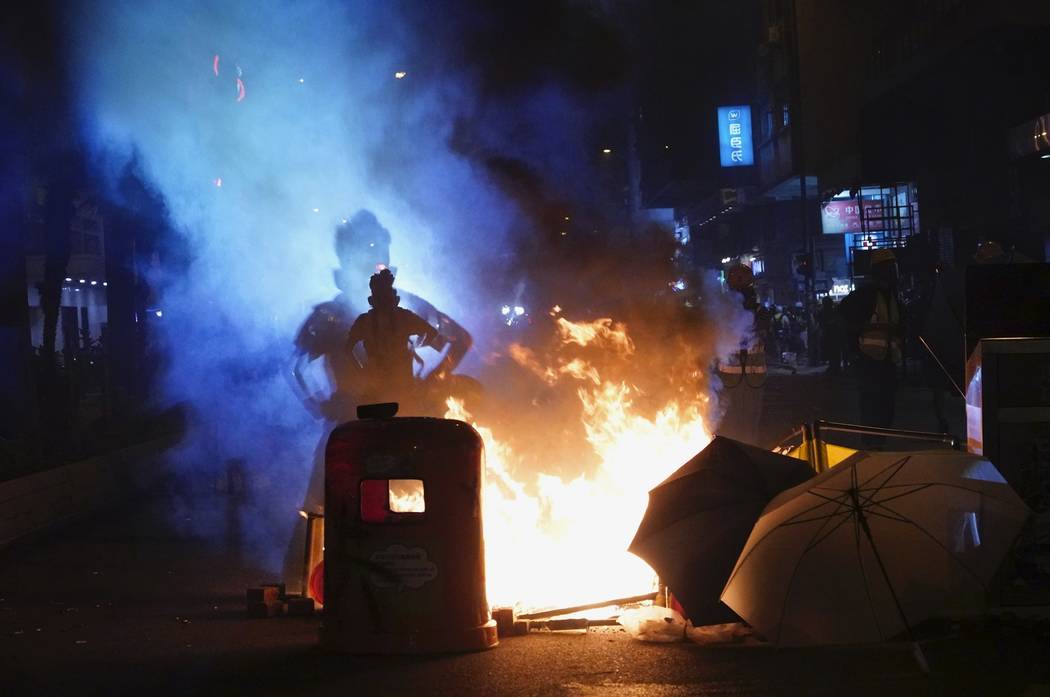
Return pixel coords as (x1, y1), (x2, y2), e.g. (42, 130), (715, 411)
(360, 478), (425, 523)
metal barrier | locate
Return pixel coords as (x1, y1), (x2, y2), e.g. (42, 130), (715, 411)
(773, 420), (959, 473)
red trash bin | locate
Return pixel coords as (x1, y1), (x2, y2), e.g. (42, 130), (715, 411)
(320, 411), (498, 653)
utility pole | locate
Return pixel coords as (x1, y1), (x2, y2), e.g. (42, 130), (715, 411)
(787, 0), (817, 364)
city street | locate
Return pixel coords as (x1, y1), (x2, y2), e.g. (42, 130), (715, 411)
(2, 373), (1046, 697)
(4, 3), (1050, 695)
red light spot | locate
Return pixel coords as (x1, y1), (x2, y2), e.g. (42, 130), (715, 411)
(309, 560), (324, 605)
(360, 480), (389, 523)
(235, 77), (246, 102)
(213, 54), (219, 76)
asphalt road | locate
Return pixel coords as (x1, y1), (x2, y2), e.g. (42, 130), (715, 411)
(3, 487), (1048, 697)
(1, 374), (1046, 696)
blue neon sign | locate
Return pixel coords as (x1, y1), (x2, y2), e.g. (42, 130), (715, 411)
(717, 106), (754, 167)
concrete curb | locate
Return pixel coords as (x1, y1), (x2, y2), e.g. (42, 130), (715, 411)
(0, 434), (180, 550)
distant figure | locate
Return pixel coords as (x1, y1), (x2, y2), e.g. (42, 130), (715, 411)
(346, 268), (445, 408)
(840, 249), (903, 443)
(817, 296), (843, 375)
(770, 306), (789, 362)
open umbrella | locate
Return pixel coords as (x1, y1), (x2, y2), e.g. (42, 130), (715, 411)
(721, 450), (1030, 646)
(628, 436), (814, 626)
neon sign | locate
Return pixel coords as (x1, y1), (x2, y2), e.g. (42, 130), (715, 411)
(717, 106), (753, 167)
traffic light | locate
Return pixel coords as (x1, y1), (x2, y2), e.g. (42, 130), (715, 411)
(793, 252), (813, 278)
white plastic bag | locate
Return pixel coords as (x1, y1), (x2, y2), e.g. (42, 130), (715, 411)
(617, 606), (686, 643)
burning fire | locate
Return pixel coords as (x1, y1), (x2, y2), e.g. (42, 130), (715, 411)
(445, 317), (713, 612)
(388, 478), (426, 513)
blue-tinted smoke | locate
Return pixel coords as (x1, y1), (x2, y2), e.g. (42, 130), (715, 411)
(66, 0), (528, 565)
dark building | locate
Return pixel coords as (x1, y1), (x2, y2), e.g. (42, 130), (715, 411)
(644, 0), (1050, 320)
(719, 0), (1049, 309)
(749, 0), (869, 304)
(763, 0), (1050, 284)
(0, 5), (179, 478)
(860, 1), (1050, 266)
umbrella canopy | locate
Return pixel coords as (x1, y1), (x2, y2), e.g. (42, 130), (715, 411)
(629, 436), (814, 626)
(721, 450), (1031, 646)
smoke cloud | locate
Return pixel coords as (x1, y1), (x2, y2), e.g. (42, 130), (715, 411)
(65, 0), (751, 573)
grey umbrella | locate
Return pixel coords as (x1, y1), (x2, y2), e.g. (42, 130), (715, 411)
(722, 450), (1031, 646)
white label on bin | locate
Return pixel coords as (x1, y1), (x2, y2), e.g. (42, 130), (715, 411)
(369, 545), (438, 590)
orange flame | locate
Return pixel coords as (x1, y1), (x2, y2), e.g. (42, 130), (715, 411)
(446, 318), (711, 612)
(555, 317), (634, 355)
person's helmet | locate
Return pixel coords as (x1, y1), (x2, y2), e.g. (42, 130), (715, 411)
(368, 268), (399, 309)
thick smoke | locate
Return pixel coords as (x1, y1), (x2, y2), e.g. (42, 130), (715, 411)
(66, 0), (519, 563)
(66, 0), (751, 573)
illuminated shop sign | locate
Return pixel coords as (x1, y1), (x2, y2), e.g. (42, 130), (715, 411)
(821, 200), (885, 235)
(717, 106), (753, 167)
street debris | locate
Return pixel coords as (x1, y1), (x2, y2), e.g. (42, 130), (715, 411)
(245, 582), (315, 619)
(685, 621), (754, 646)
(493, 592), (660, 639)
(617, 606), (686, 643)
(517, 592), (658, 621)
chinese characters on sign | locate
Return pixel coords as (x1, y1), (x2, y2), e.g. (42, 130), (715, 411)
(717, 105), (754, 167)
(820, 199), (887, 235)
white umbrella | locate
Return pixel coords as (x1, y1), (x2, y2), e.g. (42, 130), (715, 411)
(721, 450), (1030, 646)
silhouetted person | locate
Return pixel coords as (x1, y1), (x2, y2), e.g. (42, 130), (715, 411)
(283, 210), (472, 594)
(289, 209), (472, 423)
(840, 249), (903, 445)
(817, 296), (843, 375)
(346, 269), (445, 408)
